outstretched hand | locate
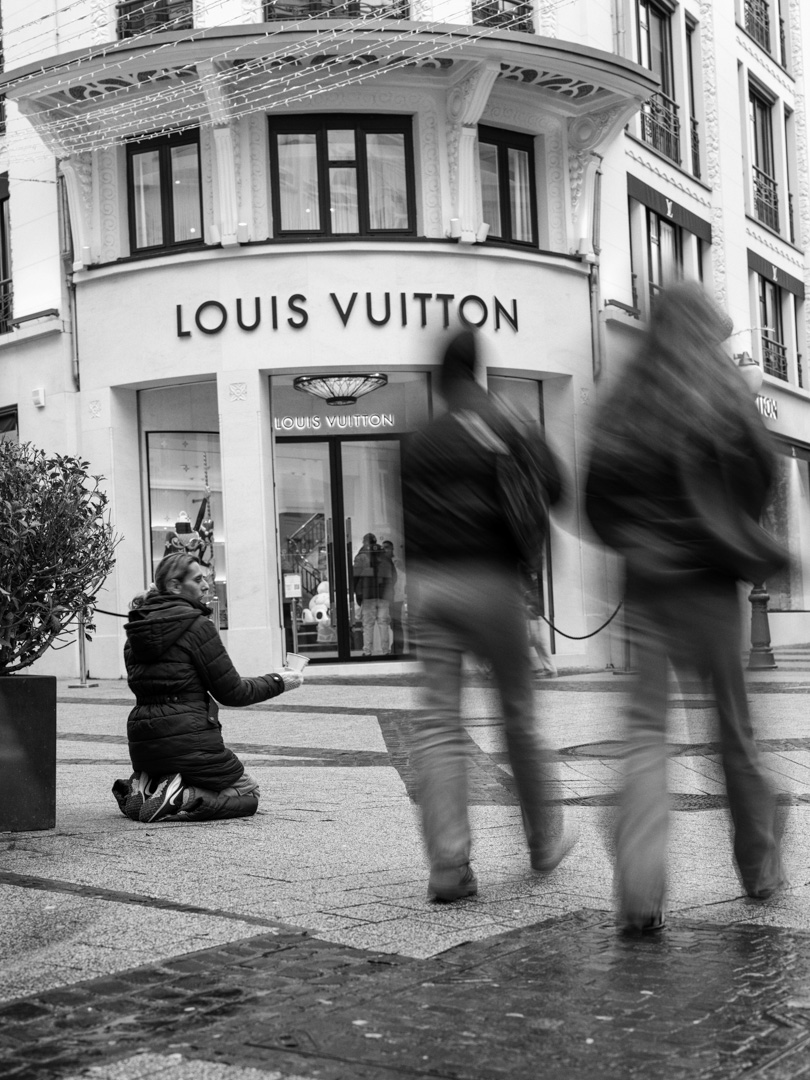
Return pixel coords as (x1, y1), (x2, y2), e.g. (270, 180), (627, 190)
(279, 669), (304, 691)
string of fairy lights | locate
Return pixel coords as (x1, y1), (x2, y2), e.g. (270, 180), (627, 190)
(2, 0), (587, 161)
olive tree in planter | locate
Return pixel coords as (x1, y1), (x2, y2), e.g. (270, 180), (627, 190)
(0, 441), (119, 831)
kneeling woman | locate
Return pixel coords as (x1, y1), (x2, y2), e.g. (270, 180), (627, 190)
(113, 552), (302, 823)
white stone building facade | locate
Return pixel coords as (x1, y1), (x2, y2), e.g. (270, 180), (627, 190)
(0, 0), (807, 678)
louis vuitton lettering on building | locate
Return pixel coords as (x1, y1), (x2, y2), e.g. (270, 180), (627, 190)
(2, 0), (810, 679)
(177, 293), (520, 337)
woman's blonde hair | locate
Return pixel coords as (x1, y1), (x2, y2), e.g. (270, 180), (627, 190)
(154, 553), (201, 595)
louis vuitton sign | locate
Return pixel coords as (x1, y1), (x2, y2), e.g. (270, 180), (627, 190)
(176, 292), (519, 337)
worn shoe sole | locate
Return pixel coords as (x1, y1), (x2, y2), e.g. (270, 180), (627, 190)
(428, 867), (479, 903)
(139, 774), (184, 823)
(530, 825), (579, 873)
(622, 912), (666, 935)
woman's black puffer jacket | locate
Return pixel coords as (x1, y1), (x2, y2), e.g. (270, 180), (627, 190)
(124, 593), (284, 789)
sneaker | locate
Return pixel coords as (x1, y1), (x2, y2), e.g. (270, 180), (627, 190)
(139, 774), (185, 823)
(124, 772), (154, 821)
(111, 778), (131, 817)
(622, 911), (666, 935)
(428, 863), (478, 903)
(530, 823), (579, 873)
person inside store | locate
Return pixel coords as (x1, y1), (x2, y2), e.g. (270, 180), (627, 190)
(585, 281), (787, 934)
(111, 552), (303, 823)
(382, 539), (407, 654)
(401, 327), (575, 903)
(352, 532), (394, 656)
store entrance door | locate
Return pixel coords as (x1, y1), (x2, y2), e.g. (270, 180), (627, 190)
(275, 436), (408, 662)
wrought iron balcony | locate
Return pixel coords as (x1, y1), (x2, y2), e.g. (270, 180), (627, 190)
(745, 0), (770, 53)
(753, 165), (779, 232)
(0, 278), (12, 335)
(116, 0), (193, 38)
(762, 335), (788, 381)
(690, 116), (700, 180)
(472, 0), (534, 33)
(263, 0), (408, 18)
(640, 91), (680, 164)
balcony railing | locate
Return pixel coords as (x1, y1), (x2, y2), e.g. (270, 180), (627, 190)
(263, 0), (408, 17)
(116, 0), (193, 38)
(640, 91), (680, 165)
(762, 335), (788, 381)
(0, 278), (12, 335)
(745, 0), (770, 52)
(472, 0), (534, 33)
(690, 116), (700, 180)
(753, 165), (779, 232)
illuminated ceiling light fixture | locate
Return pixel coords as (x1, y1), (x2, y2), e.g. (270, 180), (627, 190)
(293, 373), (388, 407)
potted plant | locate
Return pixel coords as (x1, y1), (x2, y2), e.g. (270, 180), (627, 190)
(0, 441), (119, 831)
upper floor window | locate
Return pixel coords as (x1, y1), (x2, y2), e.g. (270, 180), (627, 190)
(758, 273), (787, 380)
(637, 0), (680, 165)
(126, 131), (203, 254)
(749, 87), (779, 232)
(0, 406), (16, 443)
(0, 174), (10, 334)
(647, 208), (683, 302)
(472, 0), (534, 33)
(268, 116), (415, 238)
(117, 0), (193, 38)
(744, 0), (770, 51)
(263, 0), (409, 19)
(477, 125), (537, 247)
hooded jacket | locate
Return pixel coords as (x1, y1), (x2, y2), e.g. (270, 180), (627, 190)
(124, 593), (283, 789)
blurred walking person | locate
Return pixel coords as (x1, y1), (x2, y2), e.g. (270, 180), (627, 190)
(585, 283), (787, 933)
(402, 329), (573, 902)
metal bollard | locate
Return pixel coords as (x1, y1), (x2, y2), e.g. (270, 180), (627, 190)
(747, 582), (777, 670)
(68, 612), (99, 688)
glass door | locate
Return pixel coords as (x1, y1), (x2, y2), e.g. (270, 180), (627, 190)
(274, 436), (409, 661)
(275, 442), (339, 660)
(341, 439), (407, 658)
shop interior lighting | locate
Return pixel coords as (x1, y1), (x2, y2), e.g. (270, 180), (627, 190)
(293, 373), (388, 406)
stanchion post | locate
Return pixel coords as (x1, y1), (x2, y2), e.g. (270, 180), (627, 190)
(748, 582), (777, 670)
(68, 612), (99, 688)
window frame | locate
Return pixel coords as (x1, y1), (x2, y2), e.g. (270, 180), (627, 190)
(126, 130), (205, 255)
(267, 114), (416, 239)
(637, 0), (675, 98)
(477, 124), (538, 248)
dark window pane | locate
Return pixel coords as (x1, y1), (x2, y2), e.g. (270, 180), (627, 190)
(329, 167), (359, 233)
(479, 142), (501, 236)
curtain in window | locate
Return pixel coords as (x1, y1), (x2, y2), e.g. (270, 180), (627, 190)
(659, 218), (679, 285)
(170, 144), (202, 244)
(366, 133), (408, 230)
(478, 142), (501, 237)
(278, 134), (320, 230)
(508, 147), (532, 242)
(132, 150), (163, 248)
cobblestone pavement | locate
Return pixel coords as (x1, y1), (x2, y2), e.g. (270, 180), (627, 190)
(1, 668), (810, 1078)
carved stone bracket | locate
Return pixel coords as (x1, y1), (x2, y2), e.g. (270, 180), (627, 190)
(60, 154), (94, 269)
(567, 104), (639, 253)
(198, 60), (233, 127)
(446, 61), (500, 243)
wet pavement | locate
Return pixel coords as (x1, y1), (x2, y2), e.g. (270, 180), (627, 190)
(1, 662), (810, 1078)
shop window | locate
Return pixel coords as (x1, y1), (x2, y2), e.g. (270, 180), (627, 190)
(477, 125), (537, 247)
(268, 116), (415, 238)
(146, 432), (227, 627)
(0, 406), (17, 443)
(127, 131), (204, 254)
(762, 449), (810, 611)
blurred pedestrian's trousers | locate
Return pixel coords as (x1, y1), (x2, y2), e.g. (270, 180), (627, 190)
(410, 560), (560, 872)
(361, 599), (390, 655)
(618, 577), (782, 920)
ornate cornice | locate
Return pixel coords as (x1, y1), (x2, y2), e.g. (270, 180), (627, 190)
(744, 225), (804, 269)
(735, 31), (795, 99)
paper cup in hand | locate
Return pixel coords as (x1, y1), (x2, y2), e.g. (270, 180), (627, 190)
(285, 653), (310, 672)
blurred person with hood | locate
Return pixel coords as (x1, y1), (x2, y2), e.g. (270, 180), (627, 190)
(401, 328), (573, 902)
(111, 552), (303, 823)
(585, 282), (787, 933)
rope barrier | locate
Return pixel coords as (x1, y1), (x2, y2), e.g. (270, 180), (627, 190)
(539, 601), (623, 641)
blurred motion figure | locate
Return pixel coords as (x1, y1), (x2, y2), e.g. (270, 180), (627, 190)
(402, 329), (572, 902)
(585, 283), (787, 932)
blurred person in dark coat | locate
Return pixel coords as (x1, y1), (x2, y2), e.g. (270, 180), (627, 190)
(585, 282), (787, 933)
(401, 329), (574, 902)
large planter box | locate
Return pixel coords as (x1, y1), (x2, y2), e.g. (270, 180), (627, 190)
(0, 675), (57, 831)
